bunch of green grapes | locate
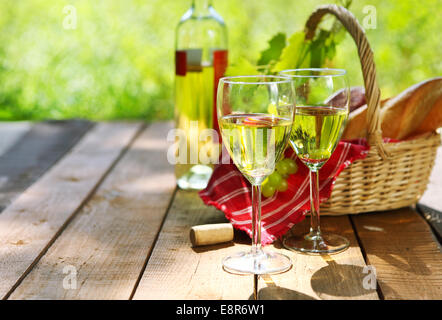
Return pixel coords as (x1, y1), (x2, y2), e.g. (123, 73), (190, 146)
(262, 157), (298, 197)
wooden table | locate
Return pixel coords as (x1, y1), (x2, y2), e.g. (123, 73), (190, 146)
(0, 120), (441, 300)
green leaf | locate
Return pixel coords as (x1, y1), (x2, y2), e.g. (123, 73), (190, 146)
(309, 39), (324, 67)
(257, 32), (286, 67)
(225, 57), (260, 76)
(325, 40), (337, 61)
(332, 27), (347, 44)
(272, 31), (308, 73)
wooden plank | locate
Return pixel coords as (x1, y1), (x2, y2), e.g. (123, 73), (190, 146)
(0, 122), (142, 299)
(419, 142), (442, 212)
(0, 121), (31, 198)
(351, 207), (442, 299)
(418, 143), (442, 239)
(416, 204), (441, 243)
(8, 122), (176, 300)
(0, 120), (93, 212)
(132, 190), (252, 300)
(0, 122), (31, 156)
(270, 216), (379, 300)
(132, 190), (378, 300)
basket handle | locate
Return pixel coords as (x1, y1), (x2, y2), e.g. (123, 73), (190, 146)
(305, 4), (388, 158)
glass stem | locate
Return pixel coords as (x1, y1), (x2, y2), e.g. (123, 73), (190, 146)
(251, 184), (262, 254)
(192, 0), (212, 12)
(309, 169), (321, 238)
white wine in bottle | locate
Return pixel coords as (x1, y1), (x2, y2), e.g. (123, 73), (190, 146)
(174, 0), (228, 190)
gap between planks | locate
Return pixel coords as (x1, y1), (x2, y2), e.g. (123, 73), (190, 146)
(129, 186), (178, 300)
(8, 122), (176, 300)
(0, 122), (144, 299)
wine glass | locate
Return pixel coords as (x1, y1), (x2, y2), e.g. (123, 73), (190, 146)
(279, 68), (350, 254)
(217, 75), (295, 274)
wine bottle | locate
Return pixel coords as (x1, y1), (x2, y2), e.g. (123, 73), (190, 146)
(175, 0), (228, 190)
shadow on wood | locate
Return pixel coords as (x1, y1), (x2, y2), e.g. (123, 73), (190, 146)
(249, 275), (316, 300)
(191, 241), (234, 253)
(351, 209), (435, 275)
(310, 255), (376, 298)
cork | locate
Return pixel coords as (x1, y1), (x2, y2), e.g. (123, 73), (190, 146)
(189, 223), (234, 247)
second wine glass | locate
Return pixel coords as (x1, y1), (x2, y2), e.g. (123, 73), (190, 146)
(217, 75), (295, 274)
(279, 68), (350, 254)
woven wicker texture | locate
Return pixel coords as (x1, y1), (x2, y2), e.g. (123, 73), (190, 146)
(304, 5), (441, 215)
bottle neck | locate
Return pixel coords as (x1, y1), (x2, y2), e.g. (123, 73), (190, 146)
(192, 0), (212, 15)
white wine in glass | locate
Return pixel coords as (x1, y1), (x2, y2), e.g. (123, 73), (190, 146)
(279, 68), (350, 254)
(220, 114), (292, 184)
(291, 106), (347, 170)
(217, 76), (295, 274)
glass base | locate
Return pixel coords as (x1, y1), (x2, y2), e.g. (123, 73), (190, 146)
(283, 232), (349, 254)
(176, 164), (212, 190)
(222, 249), (292, 275)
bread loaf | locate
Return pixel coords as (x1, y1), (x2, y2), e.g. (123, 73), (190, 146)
(342, 103), (368, 140)
(412, 93), (442, 136)
(381, 77), (442, 139)
(327, 86), (366, 112)
(342, 98), (390, 140)
(342, 77), (442, 140)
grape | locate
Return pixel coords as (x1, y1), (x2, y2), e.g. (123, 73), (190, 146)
(267, 171), (283, 187)
(284, 158), (298, 174)
(276, 161), (289, 176)
(262, 183), (276, 198)
(262, 177), (269, 185)
(277, 179), (288, 192)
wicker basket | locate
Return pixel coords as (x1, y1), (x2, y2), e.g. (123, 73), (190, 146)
(304, 5), (441, 215)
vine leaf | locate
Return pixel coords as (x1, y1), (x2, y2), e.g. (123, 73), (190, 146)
(272, 31), (309, 73)
(257, 32), (286, 67)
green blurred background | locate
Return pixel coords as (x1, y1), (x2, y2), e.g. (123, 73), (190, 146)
(0, 0), (440, 121)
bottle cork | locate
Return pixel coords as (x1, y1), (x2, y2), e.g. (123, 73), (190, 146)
(189, 223), (234, 247)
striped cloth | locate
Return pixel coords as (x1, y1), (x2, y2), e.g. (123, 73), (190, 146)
(199, 139), (370, 245)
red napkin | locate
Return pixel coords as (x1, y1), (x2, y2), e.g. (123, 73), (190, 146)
(199, 139), (371, 245)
